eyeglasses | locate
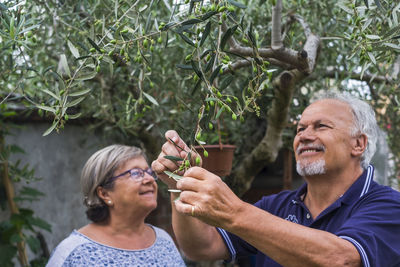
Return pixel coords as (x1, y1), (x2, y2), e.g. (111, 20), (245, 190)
(108, 167), (157, 183)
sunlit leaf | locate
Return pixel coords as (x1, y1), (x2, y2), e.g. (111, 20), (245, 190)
(67, 113), (82, 119)
(164, 171), (183, 181)
(42, 122), (58, 136)
(36, 105), (56, 113)
(365, 34), (380, 40)
(69, 88), (91, 97)
(40, 89), (60, 100)
(66, 97), (85, 108)
(228, 0), (247, 9)
(58, 54), (71, 77)
(75, 72), (97, 81)
(367, 52), (376, 65)
(143, 92), (159, 106)
(384, 42), (400, 50)
(67, 40), (80, 58)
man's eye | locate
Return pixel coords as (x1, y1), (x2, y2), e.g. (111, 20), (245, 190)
(296, 127), (304, 133)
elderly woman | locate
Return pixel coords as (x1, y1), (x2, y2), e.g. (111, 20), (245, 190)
(46, 145), (185, 266)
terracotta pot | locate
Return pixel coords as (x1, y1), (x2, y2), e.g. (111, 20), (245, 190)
(194, 144), (236, 177)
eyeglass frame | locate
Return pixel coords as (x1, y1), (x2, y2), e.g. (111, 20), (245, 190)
(105, 167), (157, 185)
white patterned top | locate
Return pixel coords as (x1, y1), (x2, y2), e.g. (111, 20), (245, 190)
(46, 225), (186, 267)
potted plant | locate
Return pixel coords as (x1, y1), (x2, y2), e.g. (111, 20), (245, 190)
(194, 110), (236, 177)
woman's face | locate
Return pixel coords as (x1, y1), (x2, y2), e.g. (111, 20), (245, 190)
(107, 156), (158, 216)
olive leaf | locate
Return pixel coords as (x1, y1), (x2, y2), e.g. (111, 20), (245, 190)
(168, 189), (182, 193)
(164, 171), (183, 181)
(163, 155), (184, 162)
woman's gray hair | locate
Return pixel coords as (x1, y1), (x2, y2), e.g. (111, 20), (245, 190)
(81, 144), (145, 208)
(311, 91), (378, 169)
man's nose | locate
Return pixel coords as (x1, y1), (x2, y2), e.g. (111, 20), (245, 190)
(298, 127), (316, 141)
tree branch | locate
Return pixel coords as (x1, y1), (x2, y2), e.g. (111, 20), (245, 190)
(392, 55), (400, 80)
(313, 66), (392, 84)
(228, 69), (306, 196)
(222, 58), (292, 75)
(271, 0), (283, 50)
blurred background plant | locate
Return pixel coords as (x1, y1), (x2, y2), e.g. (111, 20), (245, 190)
(0, 107), (51, 267)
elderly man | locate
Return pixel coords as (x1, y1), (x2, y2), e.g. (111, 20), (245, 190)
(152, 92), (400, 267)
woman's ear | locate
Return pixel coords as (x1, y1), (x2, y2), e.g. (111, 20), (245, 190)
(97, 186), (113, 206)
(351, 133), (367, 157)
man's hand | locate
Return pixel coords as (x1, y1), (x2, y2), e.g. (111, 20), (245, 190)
(151, 130), (202, 189)
(174, 166), (244, 229)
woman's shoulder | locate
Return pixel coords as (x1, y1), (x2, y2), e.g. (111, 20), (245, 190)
(150, 225), (172, 238)
(46, 230), (89, 267)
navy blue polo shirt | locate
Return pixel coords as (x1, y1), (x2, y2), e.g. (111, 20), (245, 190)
(217, 165), (400, 267)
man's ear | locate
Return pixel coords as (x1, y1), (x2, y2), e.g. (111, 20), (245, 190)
(351, 133), (367, 157)
(97, 186), (112, 205)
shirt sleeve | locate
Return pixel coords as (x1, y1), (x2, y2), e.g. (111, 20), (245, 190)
(335, 189), (400, 267)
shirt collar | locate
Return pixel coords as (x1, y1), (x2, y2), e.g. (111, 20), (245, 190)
(293, 165), (375, 205)
(340, 164), (374, 205)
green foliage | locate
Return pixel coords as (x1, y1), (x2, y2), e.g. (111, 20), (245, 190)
(0, 112), (52, 266)
(1, 0), (400, 186)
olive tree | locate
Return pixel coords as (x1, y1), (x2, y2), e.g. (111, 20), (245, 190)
(1, 0), (400, 195)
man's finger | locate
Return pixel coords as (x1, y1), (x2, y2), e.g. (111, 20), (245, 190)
(176, 177), (202, 192)
(165, 130), (190, 152)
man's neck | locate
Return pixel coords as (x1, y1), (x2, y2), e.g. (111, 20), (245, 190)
(303, 164), (364, 219)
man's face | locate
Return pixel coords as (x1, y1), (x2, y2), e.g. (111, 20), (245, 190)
(293, 99), (356, 177)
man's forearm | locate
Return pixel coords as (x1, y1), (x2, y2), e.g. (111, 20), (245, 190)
(170, 193), (229, 261)
(226, 203), (361, 267)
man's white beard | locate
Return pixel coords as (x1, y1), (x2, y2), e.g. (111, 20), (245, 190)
(296, 159), (326, 177)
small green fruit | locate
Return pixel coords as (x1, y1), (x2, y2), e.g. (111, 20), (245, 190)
(195, 157), (201, 166)
(203, 150), (209, 157)
(232, 113), (237, 120)
(218, 6), (227, 12)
